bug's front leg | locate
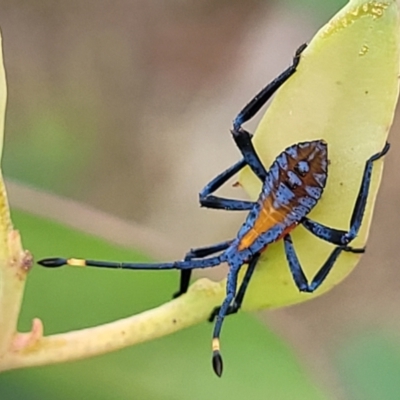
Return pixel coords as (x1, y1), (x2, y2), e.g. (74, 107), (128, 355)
(198, 43), (309, 209)
(230, 43), (308, 181)
(233, 43), (307, 130)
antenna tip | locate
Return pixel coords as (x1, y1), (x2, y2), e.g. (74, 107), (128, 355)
(37, 258), (67, 268)
(212, 351), (223, 377)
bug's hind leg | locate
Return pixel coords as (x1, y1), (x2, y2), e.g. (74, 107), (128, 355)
(199, 159), (255, 211)
(173, 240), (232, 298)
(283, 234), (355, 292)
(208, 253), (260, 322)
(302, 142), (390, 247)
(231, 43), (307, 181)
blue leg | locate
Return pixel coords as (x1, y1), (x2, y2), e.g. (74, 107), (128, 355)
(199, 43), (307, 209)
(233, 43), (307, 130)
(230, 128), (268, 181)
(301, 142), (390, 246)
(231, 43), (307, 181)
(212, 267), (240, 376)
(208, 253), (260, 322)
(199, 159), (255, 211)
(173, 240), (232, 298)
(283, 234), (357, 293)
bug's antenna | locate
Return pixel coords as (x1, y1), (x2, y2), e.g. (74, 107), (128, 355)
(38, 256), (222, 271)
(38, 258), (77, 267)
(212, 339), (223, 377)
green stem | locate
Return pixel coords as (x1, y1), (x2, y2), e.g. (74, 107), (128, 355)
(0, 173), (32, 361)
(0, 278), (223, 372)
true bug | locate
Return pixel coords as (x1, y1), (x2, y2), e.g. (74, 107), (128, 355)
(38, 43), (390, 376)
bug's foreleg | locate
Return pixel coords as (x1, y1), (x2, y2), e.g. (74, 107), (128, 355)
(302, 142), (390, 247)
(230, 43), (307, 182)
(173, 240), (232, 298)
(231, 129), (268, 180)
(283, 234), (349, 293)
(208, 252), (260, 322)
(201, 43), (308, 193)
(199, 158), (255, 211)
(233, 43), (307, 130)
(212, 267), (239, 377)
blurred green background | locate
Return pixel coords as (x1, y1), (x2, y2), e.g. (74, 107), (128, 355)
(1, 0), (400, 399)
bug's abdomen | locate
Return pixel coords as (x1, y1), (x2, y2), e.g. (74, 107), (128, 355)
(237, 197), (292, 251)
(237, 140), (328, 252)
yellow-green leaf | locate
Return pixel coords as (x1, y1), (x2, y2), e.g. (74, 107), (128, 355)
(239, 0), (400, 310)
(0, 33), (5, 158)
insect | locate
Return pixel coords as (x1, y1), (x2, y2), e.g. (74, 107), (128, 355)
(38, 43), (390, 376)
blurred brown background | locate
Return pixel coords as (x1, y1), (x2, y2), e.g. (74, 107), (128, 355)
(1, 1), (400, 399)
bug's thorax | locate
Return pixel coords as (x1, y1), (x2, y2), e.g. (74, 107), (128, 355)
(237, 140), (328, 253)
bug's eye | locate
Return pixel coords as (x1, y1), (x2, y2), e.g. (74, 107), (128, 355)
(294, 160), (309, 176)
